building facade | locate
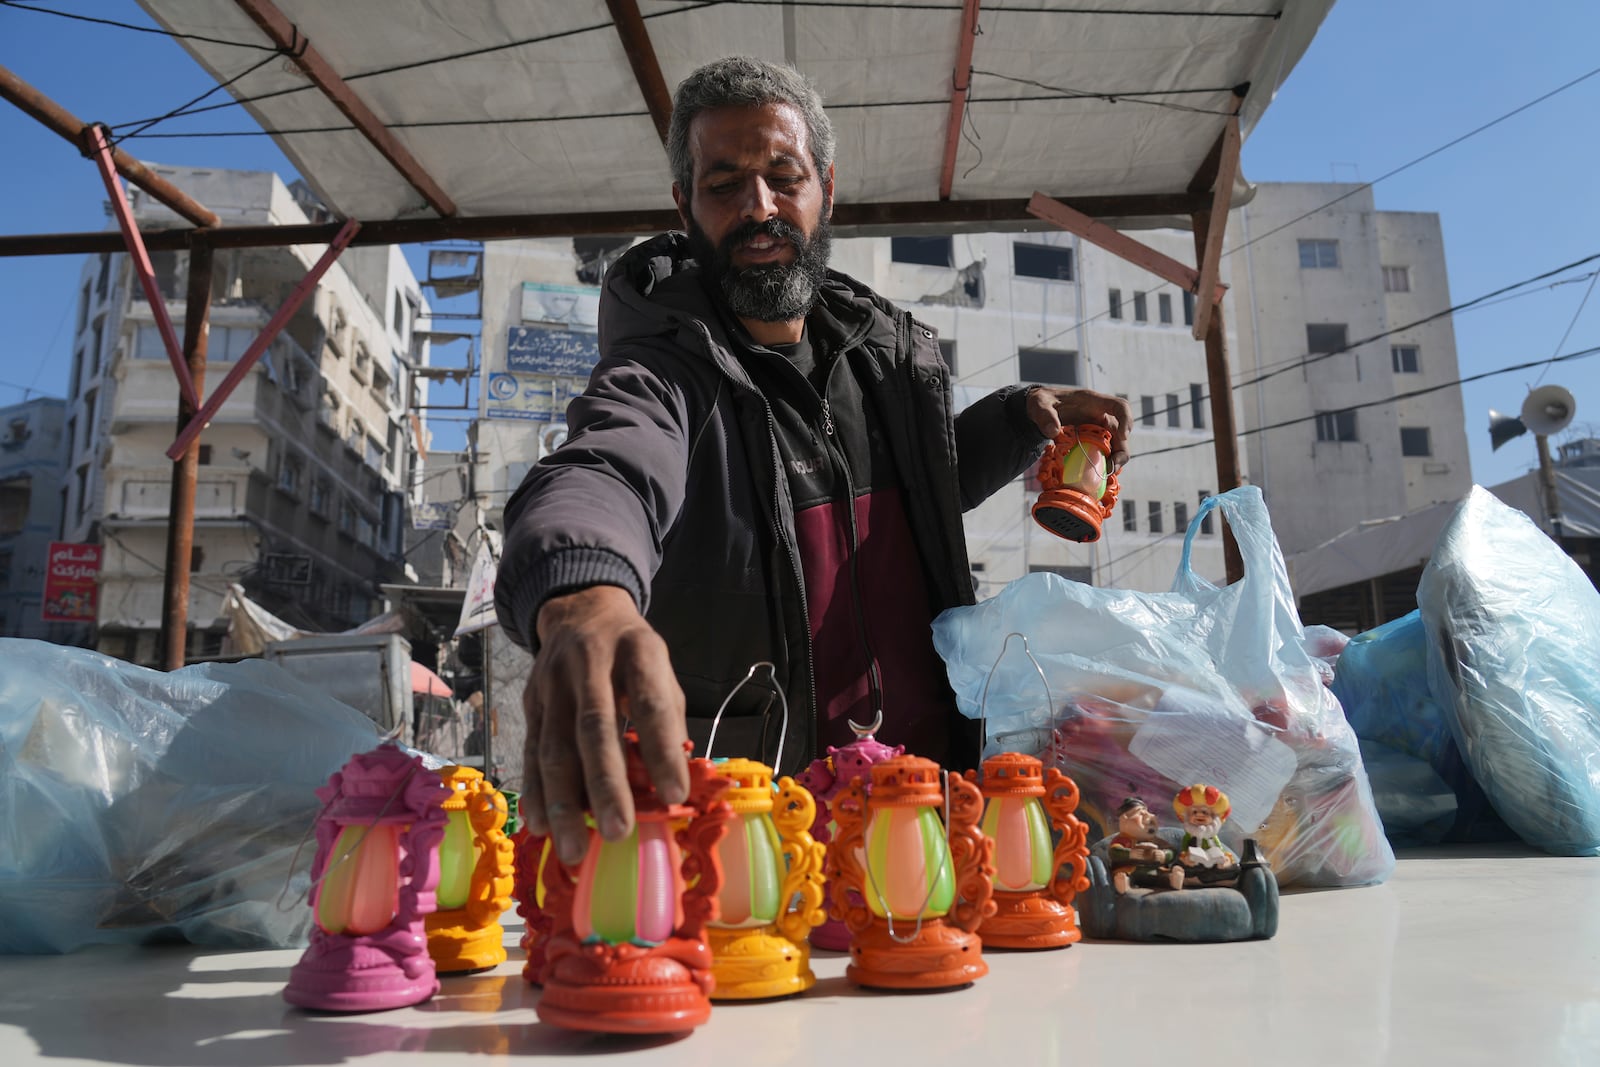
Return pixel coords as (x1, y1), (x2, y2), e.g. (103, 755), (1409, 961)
(0, 397), (71, 641)
(60, 166), (429, 665)
(1228, 183), (1472, 557)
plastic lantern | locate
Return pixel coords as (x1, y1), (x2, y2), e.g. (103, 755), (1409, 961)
(1032, 424), (1121, 542)
(283, 744), (451, 1012)
(795, 711), (905, 952)
(519, 736), (733, 1034)
(705, 758), (826, 999)
(967, 753), (1090, 948)
(826, 756), (994, 990)
(425, 766), (515, 973)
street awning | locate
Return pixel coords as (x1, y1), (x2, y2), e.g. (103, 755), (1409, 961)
(132, 0), (1334, 232)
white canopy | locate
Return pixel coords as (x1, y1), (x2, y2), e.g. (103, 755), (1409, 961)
(135, 0), (1334, 229)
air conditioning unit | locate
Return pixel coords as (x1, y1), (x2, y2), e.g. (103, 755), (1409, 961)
(1, 417), (30, 448)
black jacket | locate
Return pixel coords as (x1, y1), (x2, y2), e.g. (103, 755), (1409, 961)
(494, 232), (1046, 769)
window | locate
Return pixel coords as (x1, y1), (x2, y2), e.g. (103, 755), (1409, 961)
(1298, 239), (1340, 269)
(1133, 291), (1148, 323)
(1315, 410), (1358, 442)
(1400, 427), (1432, 457)
(1013, 242), (1074, 281)
(90, 320), (103, 377)
(1174, 501), (1189, 531)
(1122, 499), (1136, 533)
(1306, 323), (1348, 355)
(1108, 288), (1123, 320)
(309, 479), (330, 517)
(1158, 293), (1173, 324)
(197, 445), (212, 466)
(1147, 501), (1163, 534)
(190, 544), (205, 573)
(64, 418), (76, 465)
(1383, 266), (1410, 293)
(1190, 383), (1206, 429)
(1028, 563), (1092, 583)
(0, 548), (11, 585)
(75, 465), (88, 522)
(392, 291), (405, 335)
(1183, 290), (1196, 327)
(77, 282), (91, 332)
(277, 452), (303, 495)
(96, 253), (112, 299)
(1018, 347), (1078, 386)
(1140, 396), (1156, 428)
(891, 236), (953, 268)
(1391, 345), (1420, 374)
(82, 391), (96, 451)
(0, 476), (30, 535)
(353, 342), (372, 383)
(1198, 491), (1214, 535)
(365, 434), (385, 471)
(937, 338), (958, 376)
(1166, 393), (1181, 428)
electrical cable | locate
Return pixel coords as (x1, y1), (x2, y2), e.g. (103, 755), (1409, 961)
(0, 0), (280, 50)
(1531, 267), (1600, 390)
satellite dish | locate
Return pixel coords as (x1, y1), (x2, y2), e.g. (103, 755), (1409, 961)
(1488, 409), (1526, 451)
(1519, 384), (1576, 437)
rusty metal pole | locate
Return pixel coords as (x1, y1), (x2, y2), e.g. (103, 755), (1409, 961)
(158, 243), (213, 669)
(1191, 209), (1245, 585)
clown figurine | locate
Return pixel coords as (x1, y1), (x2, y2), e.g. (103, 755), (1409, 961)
(1174, 784), (1240, 886)
(1107, 797), (1184, 894)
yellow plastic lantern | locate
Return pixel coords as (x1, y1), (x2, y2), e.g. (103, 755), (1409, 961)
(424, 766), (515, 973)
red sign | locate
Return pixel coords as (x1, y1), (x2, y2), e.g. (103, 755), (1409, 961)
(42, 541), (102, 623)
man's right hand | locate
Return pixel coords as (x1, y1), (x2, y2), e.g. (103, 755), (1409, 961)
(522, 585), (689, 868)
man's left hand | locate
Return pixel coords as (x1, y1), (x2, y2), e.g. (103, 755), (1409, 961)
(1025, 387), (1133, 470)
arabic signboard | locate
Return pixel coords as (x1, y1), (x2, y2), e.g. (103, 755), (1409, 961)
(42, 541), (101, 622)
(413, 501), (454, 531)
(485, 373), (563, 422)
(506, 325), (600, 377)
(520, 281), (600, 332)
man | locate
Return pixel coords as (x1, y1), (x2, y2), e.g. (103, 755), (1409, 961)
(494, 57), (1130, 867)
(1108, 797), (1184, 894)
(1174, 783), (1239, 884)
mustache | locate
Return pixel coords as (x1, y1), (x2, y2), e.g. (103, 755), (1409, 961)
(720, 217), (807, 256)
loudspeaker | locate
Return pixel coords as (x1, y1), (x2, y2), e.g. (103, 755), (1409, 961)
(1520, 385), (1576, 437)
(1488, 409), (1527, 451)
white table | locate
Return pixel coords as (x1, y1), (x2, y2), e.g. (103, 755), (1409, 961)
(3, 846), (1596, 1067)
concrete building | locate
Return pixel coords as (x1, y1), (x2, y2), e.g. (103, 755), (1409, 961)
(1228, 183), (1472, 557)
(0, 397), (72, 641)
(60, 166), (429, 665)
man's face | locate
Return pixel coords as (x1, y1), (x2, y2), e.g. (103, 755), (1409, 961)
(673, 102), (834, 323)
(1184, 803), (1222, 832)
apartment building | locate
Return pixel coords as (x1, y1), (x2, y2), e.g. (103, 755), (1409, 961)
(59, 166), (429, 665)
(0, 397), (71, 641)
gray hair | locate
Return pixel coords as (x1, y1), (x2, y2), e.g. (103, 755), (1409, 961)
(667, 56), (836, 197)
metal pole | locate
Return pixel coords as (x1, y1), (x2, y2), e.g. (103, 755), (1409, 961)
(1192, 209), (1245, 585)
(1536, 433), (1565, 539)
(158, 244), (213, 670)
(481, 626), (494, 783)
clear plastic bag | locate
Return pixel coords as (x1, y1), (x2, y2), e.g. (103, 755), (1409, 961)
(932, 486), (1394, 888)
(1416, 487), (1600, 857)
(0, 639), (385, 953)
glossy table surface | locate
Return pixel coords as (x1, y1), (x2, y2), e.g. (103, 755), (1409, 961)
(3, 846), (1596, 1067)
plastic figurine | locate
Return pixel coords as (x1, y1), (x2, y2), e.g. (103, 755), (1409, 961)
(795, 711), (905, 952)
(1031, 424), (1121, 542)
(1174, 783), (1240, 886)
(517, 737), (733, 1034)
(1107, 796), (1184, 894)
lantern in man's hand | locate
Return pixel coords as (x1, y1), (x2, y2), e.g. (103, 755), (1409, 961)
(1032, 424), (1121, 542)
(283, 744), (450, 1012)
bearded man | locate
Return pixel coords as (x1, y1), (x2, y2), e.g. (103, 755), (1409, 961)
(1174, 784), (1240, 884)
(495, 56), (1132, 868)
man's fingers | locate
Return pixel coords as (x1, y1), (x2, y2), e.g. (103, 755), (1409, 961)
(616, 632), (690, 806)
(537, 673), (596, 867)
(520, 677), (549, 835)
(571, 663), (635, 842)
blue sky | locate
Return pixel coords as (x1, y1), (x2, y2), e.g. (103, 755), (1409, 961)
(3, 0), (1598, 485)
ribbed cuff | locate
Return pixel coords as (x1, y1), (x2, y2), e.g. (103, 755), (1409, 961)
(500, 546), (645, 652)
(1006, 384), (1052, 445)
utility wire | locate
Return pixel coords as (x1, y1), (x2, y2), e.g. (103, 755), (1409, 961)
(0, 0), (280, 50)
(108, 50), (286, 148)
(973, 70), (1236, 116)
(1532, 268), (1600, 390)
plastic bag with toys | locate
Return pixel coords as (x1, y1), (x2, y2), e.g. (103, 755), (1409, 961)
(932, 486), (1393, 889)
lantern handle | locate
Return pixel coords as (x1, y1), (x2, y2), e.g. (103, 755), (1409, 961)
(704, 661), (789, 770)
(863, 768), (956, 945)
(978, 632), (1054, 757)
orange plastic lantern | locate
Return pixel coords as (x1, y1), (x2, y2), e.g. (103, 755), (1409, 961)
(826, 756), (994, 990)
(519, 737), (733, 1034)
(706, 758), (826, 999)
(969, 753), (1090, 948)
(1032, 424), (1121, 542)
(425, 766), (515, 973)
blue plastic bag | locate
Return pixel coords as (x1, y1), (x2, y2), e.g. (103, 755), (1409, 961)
(1417, 487), (1600, 856)
(932, 486), (1394, 888)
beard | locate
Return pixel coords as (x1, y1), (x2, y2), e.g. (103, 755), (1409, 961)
(687, 211), (832, 323)
(1186, 817), (1222, 842)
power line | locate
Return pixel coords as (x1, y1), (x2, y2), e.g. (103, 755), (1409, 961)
(1532, 267), (1600, 390)
(1136, 343), (1600, 460)
(972, 70), (1237, 116)
(0, 0), (279, 50)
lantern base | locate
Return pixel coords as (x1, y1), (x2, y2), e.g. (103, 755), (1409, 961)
(809, 917), (852, 952)
(979, 890), (1082, 949)
(536, 933), (714, 1034)
(707, 924), (815, 1000)
(283, 926), (440, 1013)
(845, 917), (987, 990)
(426, 910), (508, 974)
(1032, 488), (1105, 543)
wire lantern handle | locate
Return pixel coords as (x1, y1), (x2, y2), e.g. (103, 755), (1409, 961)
(977, 632), (1054, 755)
(704, 661), (789, 770)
